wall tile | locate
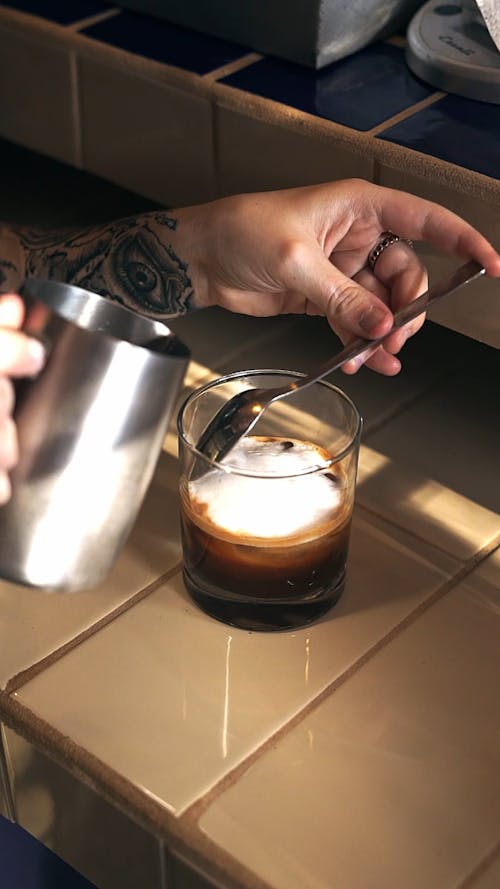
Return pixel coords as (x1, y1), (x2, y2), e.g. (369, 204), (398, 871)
(376, 165), (500, 347)
(79, 55), (215, 207)
(13, 510), (459, 815)
(200, 548), (500, 889)
(0, 21), (77, 165)
(4, 727), (161, 889)
(215, 105), (373, 197)
(167, 851), (224, 889)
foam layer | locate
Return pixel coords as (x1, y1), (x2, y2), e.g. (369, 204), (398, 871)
(188, 436), (343, 540)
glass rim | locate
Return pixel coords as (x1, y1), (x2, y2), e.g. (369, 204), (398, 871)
(177, 368), (362, 479)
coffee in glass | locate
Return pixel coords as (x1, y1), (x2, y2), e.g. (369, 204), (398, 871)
(178, 371), (361, 631)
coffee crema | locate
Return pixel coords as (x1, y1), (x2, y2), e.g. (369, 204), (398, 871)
(180, 436), (352, 609)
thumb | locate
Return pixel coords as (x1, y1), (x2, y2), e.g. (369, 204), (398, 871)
(292, 245), (394, 340)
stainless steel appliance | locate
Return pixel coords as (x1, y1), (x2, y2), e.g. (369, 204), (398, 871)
(0, 280), (189, 592)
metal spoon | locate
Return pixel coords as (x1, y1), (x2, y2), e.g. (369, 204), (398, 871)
(196, 260), (485, 462)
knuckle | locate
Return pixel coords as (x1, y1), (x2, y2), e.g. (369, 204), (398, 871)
(326, 280), (361, 317)
(277, 239), (308, 274)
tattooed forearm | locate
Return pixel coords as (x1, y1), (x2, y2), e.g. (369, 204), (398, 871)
(2, 211), (196, 318)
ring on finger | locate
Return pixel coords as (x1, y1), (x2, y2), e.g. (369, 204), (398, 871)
(368, 231), (414, 272)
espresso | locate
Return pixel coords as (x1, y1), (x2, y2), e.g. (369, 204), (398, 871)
(180, 436), (353, 630)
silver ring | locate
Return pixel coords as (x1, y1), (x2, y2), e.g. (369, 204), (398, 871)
(368, 231), (414, 272)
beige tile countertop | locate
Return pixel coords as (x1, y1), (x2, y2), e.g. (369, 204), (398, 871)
(1, 269), (499, 888)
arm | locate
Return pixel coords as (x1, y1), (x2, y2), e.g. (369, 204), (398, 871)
(3, 180), (500, 366)
(1, 210), (197, 318)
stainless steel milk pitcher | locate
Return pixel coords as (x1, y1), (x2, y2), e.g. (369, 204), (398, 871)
(0, 280), (190, 591)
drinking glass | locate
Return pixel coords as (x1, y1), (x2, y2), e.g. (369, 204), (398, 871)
(177, 369), (361, 631)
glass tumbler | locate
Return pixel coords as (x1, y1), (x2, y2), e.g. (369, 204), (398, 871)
(178, 369), (362, 631)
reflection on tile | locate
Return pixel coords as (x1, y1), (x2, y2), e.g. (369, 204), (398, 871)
(200, 551), (500, 889)
(79, 56), (215, 207)
(359, 348), (500, 559)
(215, 106), (373, 195)
(14, 510), (458, 814)
(5, 727), (161, 889)
(83, 10), (247, 75)
(214, 314), (470, 431)
(378, 94), (500, 180)
(1, 1), (112, 25)
(221, 44), (433, 131)
(0, 451), (181, 689)
(0, 23), (77, 165)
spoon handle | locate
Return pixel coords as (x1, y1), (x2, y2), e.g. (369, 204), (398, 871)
(292, 260), (485, 391)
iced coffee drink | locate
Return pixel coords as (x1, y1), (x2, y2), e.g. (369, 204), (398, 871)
(178, 372), (361, 631)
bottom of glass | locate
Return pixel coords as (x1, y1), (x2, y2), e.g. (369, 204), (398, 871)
(182, 568), (345, 632)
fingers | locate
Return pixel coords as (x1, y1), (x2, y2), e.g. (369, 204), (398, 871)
(285, 241), (394, 340)
(0, 377), (18, 505)
(0, 327), (46, 377)
(0, 293), (25, 329)
(0, 292), (46, 377)
(333, 243), (427, 374)
(368, 240), (428, 354)
(0, 294), (45, 506)
(373, 186), (500, 277)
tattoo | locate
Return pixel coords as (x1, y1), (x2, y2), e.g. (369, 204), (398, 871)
(16, 211), (194, 318)
(0, 259), (19, 289)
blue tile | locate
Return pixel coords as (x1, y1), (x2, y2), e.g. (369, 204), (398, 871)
(83, 10), (248, 75)
(2, 0), (112, 24)
(378, 94), (500, 181)
(221, 44), (434, 131)
(0, 815), (97, 888)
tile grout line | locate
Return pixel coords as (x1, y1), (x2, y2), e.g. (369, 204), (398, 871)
(65, 7), (121, 33)
(0, 723), (17, 822)
(365, 90), (446, 137)
(69, 50), (83, 169)
(202, 52), (263, 82)
(0, 691), (270, 889)
(4, 561), (184, 695)
(181, 530), (500, 825)
(356, 500), (500, 563)
(456, 841), (500, 889)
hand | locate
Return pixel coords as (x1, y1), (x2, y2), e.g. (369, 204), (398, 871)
(180, 179), (500, 374)
(0, 294), (45, 504)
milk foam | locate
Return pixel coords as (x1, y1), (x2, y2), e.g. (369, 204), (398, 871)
(188, 437), (343, 540)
